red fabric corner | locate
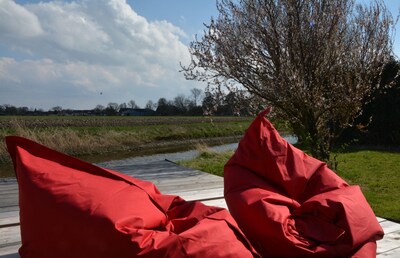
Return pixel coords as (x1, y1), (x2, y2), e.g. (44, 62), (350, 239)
(224, 109), (384, 257)
(6, 136), (258, 258)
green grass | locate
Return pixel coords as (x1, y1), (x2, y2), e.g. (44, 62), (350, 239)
(179, 149), (234, 177)
(0, 116), (253, 165)
(178, 148), (400, 221)
(335, 150), (400, 221)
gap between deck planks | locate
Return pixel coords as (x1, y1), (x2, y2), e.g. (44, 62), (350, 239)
(0, 160), (399, 257)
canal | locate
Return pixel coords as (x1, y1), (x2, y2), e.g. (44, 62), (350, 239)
(0, 135), (297, 179)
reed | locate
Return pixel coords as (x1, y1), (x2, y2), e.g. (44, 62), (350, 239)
(0, 116), (253, 164)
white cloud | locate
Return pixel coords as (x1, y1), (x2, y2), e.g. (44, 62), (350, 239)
(0, 0), (43, 39)
(0, 0), (202, 110)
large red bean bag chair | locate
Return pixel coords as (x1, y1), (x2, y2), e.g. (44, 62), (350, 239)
(224, 108), (384, 257)
(6, 136), (258, 258)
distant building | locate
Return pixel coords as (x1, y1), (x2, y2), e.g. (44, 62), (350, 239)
(64, 110), (94, 116)
(119, 108), (156, 116)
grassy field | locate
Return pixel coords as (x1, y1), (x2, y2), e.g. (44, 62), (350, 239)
(335, 150), (400, 221)
(0, 115), (254, 165)
(179, 147), (400, 221)
(0, 115), (253, 128)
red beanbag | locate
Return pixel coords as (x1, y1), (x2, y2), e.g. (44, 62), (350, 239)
(6, 136), (258, 258)
(224, 108), (384, 257)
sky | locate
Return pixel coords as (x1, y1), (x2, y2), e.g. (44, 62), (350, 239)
(0, 0), (399, 111)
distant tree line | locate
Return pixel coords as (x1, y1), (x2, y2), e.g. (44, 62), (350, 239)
(0, 87), (257, 117)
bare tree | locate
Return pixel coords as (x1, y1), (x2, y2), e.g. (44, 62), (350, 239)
(106, 102), (119, 116)
(174, 94), (188, 113)
(127, 100), (139, 109)
(51, 106), (63, 112)
(50, 106), (63, 115)
(182, 0), (395, 163)
(156, 98), (170, 115)
(93, 104), (105, 115)
(119, 102), (127, 110)
(145, 100), (156, 110)
(190, 88), (203, 106)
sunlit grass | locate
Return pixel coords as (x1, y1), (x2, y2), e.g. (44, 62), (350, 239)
(335, 150), (400, 221)
(179, 147), (234, 177)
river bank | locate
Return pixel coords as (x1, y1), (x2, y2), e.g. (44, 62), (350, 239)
(0, 116), (258, 163)
(0, 135), (243, 178)
(0, 133), (297, 178)
(0, 115), (294, 177)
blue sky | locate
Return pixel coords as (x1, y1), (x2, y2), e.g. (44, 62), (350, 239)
(0, 0), (399, 110)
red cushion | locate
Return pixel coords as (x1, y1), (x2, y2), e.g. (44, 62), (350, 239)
(6, 136), (257, 258)
(224, 108), (384, 257)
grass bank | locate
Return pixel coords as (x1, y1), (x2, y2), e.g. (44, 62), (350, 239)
(0, 116), (254, 166)
(178, 147), (400, 221)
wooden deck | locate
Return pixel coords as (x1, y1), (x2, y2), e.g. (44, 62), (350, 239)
(1, 159), (399, 257)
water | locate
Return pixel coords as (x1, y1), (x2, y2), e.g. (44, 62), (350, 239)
(97, 135), (298, 167)
(96, 142), (239, 167)
(0, 135), (297, 179)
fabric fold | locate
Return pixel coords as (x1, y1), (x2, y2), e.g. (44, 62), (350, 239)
(224, 108), (383, 257)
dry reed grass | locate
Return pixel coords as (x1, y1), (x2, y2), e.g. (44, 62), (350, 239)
(0, 117), (252, 165)
(0, 120), (142, 163)
(194, 143), (215, 153)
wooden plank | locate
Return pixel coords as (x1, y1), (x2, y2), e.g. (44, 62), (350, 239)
(0, 211), (19, 227)
(380, 220), (400, 235)
(0, 244), (19, 257)
(202, 198), (229, 210)
(155, 179), (223, 192)
(105, 161), (202, 180)
(0, 199), (19, 210)
(149, 173), (222, 185)
(0, 182), (18, 208)
(101, 160), (224, 194)
(0, 207), (19, 214)
(0, 185), (18, 191)
(377, 230), (400, 254)
(377, 217), (387, 223)
(0, 226), (20, 249)
(0, 191), (18, 199)
(377, 247), (400, 257)
(0, 191), (18, 198)
(172, 187), (224, 201)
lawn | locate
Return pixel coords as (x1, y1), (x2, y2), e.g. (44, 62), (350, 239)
(178, 148), (400, 221)
(335, 150), (400, 221)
